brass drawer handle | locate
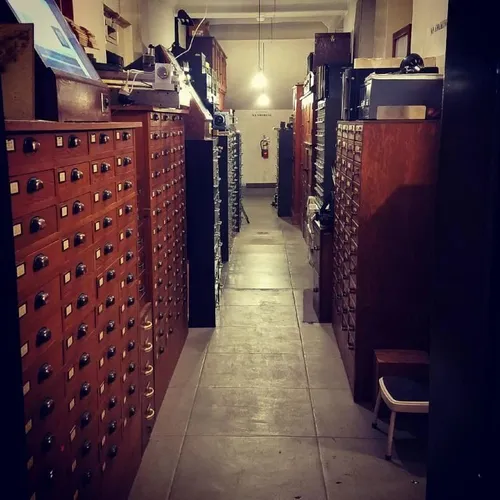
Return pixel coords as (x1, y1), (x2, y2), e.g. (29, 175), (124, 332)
(143, 342), (153, 353)
(144, 386), (155, 398)
(145, 407), (155, 420)
(141, 320), (153, 331)
(144, 364), (154, 376)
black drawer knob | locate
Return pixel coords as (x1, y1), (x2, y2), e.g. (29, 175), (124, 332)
(158, 328), (164, 337)
(159, 346), (165, 354)
(109, 396), (118, 409)
(158, 295), (164, 303)
(108, 370), (117, 384)
(71, 168), (84, 181)
(123, 132), (131, 141)
(76, 262), (87, 277)
(38, 363), (53, 382)
(126, 273), (134, 284)
(107, 269), (116, 281)
(106, 295), (116, 307)
(153, 113), (160, 121)
(77, 323), (88, 339)
(103, 216), (113, 228)
(108, 420), (118, 434)
(107, 345), (117, 358)
(124, 181), (133, 190)
(126, 251), (134, 261)
(125, 204), (133, 214)
(158, 261), (163, 268)
(100, 133), (110, 144)
(107, 320), (116, 333)
(101, 162), (111, 172)
(24, 137), (40, 154)
(34, 291), (49, 310)
(109, 445), (118, 459)
(79, 352), (91, 368)
(80, 382), (92, 399)
(41, 433), (55, 453)
(82, 470), (93, 486)
(68, 135), (82, 148)
(74, 232), (86, 246)
(40, 397), (55, 419)
(168, 327), (174, 335)
(36, 327), (52, 346)
(129, 406), (137, 417)
(158, 312), (164, 320)
(30, 216), (46, 233)
(153, 133), (160, 140)
(104, 243), (114, 254)
(125, 228), (133, 238)
(44, 468), (56, 485)
(128, 340), (136, 351)
(123, 156), (133, 166)
(33, 254), (49, 272)
(127, 317), (135, 328)
(103, 190), (112, 200)
(128, 384), (136, 395)
(157, 278), (163, 286)
(154, 152), (160, 159)
(81, 440), (92, 456)
(73, 201), (85, 214)
(77, 293), (89, 308)
(128, 362), (136, 373)
(80, 411), (92, 428)
(127, 296), (135, 307)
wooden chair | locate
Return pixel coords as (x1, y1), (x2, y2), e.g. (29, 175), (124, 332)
(372, 376), (429, 460)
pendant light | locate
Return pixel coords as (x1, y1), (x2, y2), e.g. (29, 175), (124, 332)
(251, 0), (268, 90)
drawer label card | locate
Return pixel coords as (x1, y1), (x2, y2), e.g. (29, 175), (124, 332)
(20, 342), (28, 358)
(58, 171), (66, 183)
(94, 192), (100, 202)
(101, 409), (106, 421)
(117, 183), (123, 192)
(65, 304), (73, 317)
(92, 163), (98, 173)
(27, 456), (34, 471)
(117, 157), (122, 166)
(122, 373), (127, 382)
(98, 304), (104, 314)
(98, 277), (104, 287)
(23, 381), (30, 396)
(99, 357), (104, 368)
(69, 398), (75, 411)
(90, 133), (97, 144)
(100, 382), (105, 394)
(9, 181), (19, 195)
(56, 136), (64, 147)
(66, 336), (74, 349)
(121, 327), (126, 336)
(119, 232), (124, 241)
(118, 208), (123, 216)
(68, 366), (75, 380)
(64, 271), (71, 284)
(99, 331), (104, 342)
(124, 418), (128, 427)
(61, 206), (68, 218)
(95, 221), (101, 232)
(120, 257), (124, 265)
(12, 223), (22, 238)
(101, 435), (106, 447)
(70, 426), (76, 442)
(25, 419), (32, 434)
(72, 460), (77, 473)
(62, 238), (70, 251)
(18, 303), (27, 319)
(122, 350), (126, 359)
(96, 249), (102, 259)
(116, 132), (121, 140)
(6, 139), (15, 152)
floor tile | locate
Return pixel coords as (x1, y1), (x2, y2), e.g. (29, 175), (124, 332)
(168, 347), (206, 389)
(311, 389), (382, 438)
(200, 353), (308, 388)
(218, 305), (298, 327)
(151, 387), (197, 436)
(318, 438), (426, 500)
(232, 244), (285, 254)
(187, 387), (315, 436)
(169, 436), (327, 500)
(305, 354), (350, 389)
(128, 436), (183, 500)
(300, 324), (341, 357)
(209, 326), (302, 354)
(291, 272), (315, 289)
(225, 272), (292, 289)
(220, 289), (295, 306)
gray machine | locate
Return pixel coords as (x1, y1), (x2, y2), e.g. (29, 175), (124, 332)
(359, 73), (444, 120)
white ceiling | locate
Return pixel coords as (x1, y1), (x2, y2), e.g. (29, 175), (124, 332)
(175, 0), (350, 38)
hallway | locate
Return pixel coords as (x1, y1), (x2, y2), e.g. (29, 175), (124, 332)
(129, 190), (427, 500)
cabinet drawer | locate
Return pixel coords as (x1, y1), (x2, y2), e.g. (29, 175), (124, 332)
(56, 162), (91, 202)
(96, 260), (120, 300)
(94, 233), (119, 272)
(13, 205), (58, 255)
(98, 392), (123, 439)
(119, 268), (137, 298)
(116, 178), (135, 201)
(10, 169), (57, 219)
(61, 278), (96, 331)
(117, 222), (137, 252)
(60, 256), (95, 302)
(119, 286), (138, 324)
(64, 354), (98, 407)
(116, 200), (136, 229)
(90, 157), (115, 186)
(96, 291), (119, 332)
(60, 221), (94, 263)
(91, 183), (117, 214)
(150, 112), (161, 127)
(89, 131), (114, 155)
(63, 311), (96, 364)
(58, 192), (92, 233)
(93, 206), (117, 243)
(115, 152), (135, 179)
(114, 129), (134, 151)
(97, 342), (122, 383)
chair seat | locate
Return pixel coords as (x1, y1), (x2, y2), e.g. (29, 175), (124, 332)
(379, 376), (429, 414)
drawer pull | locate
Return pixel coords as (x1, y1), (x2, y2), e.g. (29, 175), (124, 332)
(144, 386), (155, 398)
(74, 232), (86, 246)
(143, 342), (153, 353)
(107, 346), (117, 359)
(128, 362), (136, 373)
(123, 132), (132, 141)
(125, 228), (134, 238)
(108, 420), (118, 435)
(158, 312), (164, 320)
(76, 263), (87, 277)
(157, 328), (164, 337)
(124, 181), (133, 190)
(30, 216), (46, 233)
(33, 253), (49, 272)
(141, 320), (153, 331)
(123, 156), (132, 166)
(103, 216), (113, 228)
(106, 320), (116, 333)
(101, 162), (111, 173)
(128, 384), (136, 395)
(158, 295), (164, 303)
(107, 269), (116, 281)
(157, 276), (163, 284)
(127, 317), (135, 329)
(71, 168), (84, 181)
(126, 251), (134, 261)
(104, 243), (114, 255)
(152, 113), (160, 121)
(127, 340), (136, 351)
(73, 201), (85, 214)
(77, 293), (89, 308)
(107, 370), (117, 384)
(168, 327), (174, 336)
(129, 405), (137, 417)
(79, 352), (91, 368)
(36, 327), (52, 346)
(100, 133), (110, 145)
(81, 439), (92, 456)
(23, 137), (41, 154)
(153, 152), (160, 160)
(80, 382), (92, 399)
(106, 295), (116, 308)
(126, 273), (134, 284)
(76, 323), (89, 339)
(38, 363), (53, 382)
(125, 204), (133, 214)
(42, 433), (55, 452)
(34, 291), (50, 309)
(127, 296), (135, 307)
(68, 135), (82, 148)
(153, 133), (160, 140)
(27, 177), (44, 193)
(159, 345), (165, 354)
(40, 397), (55, 418)
(144, 364), (153, 376)
(108, 445), (119, 459)
(157, 261), (163, 268)
(108, 396), (118, 409)
(145, 408), (155, 421)
(103, 190), (113, 200)
(80, 411), (92, 428)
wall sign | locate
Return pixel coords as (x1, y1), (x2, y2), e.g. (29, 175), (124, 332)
(431, 19), (447, 35)
(252, 112), (272, 117)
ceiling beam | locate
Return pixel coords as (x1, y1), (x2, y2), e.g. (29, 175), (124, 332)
(187, 10), (347, 21)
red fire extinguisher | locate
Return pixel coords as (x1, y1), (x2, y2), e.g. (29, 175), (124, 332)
(260, 136), (269, 159)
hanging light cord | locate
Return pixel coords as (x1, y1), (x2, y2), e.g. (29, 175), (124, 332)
(258, 0), (261, 71)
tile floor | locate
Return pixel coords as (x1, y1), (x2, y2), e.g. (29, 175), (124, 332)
(129, 189), (427, 500)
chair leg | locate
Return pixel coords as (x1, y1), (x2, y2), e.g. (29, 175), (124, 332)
(385, 411), (397, 460)
(372, 390), (382, 429)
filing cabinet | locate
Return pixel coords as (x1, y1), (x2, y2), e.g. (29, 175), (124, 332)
(311, 220), (333, 322)
(4, 120), (141, 500)
(332, 120), (439, 402)
(110, 107), (188, 453)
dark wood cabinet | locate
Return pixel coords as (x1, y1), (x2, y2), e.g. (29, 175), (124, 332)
(312, 220), (333, 322)
(332, 120), (440, 403)
(291, 84), (304, 225)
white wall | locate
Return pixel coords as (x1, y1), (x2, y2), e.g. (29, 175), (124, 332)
(73, 0), (107, 62)
(411, 0), (449, 70)
(236, 110), (292, 185)
(373, 0), (412, 57)
(141, 0), (176, 50)
(219, 38), (314, 110)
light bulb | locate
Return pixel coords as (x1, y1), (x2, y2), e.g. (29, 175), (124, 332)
(256, 93), (270, 107)
(251, 71), (267, 89)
